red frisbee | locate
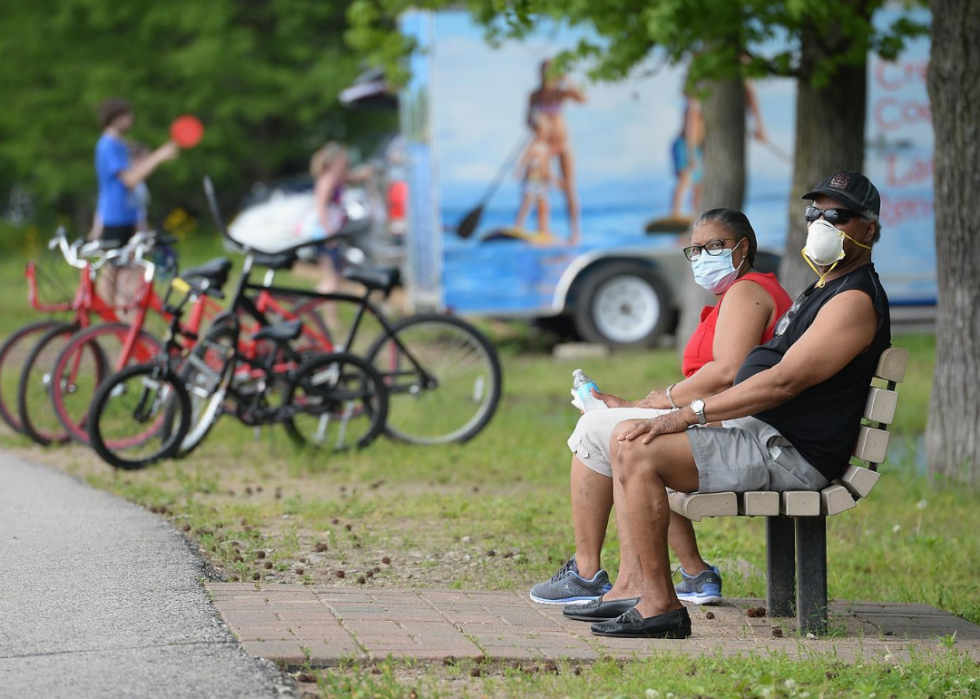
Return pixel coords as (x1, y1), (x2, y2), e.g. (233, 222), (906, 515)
(170, 115), (204, 149)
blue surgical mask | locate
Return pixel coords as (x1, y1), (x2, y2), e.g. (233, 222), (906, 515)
(691, 248), (744, 294)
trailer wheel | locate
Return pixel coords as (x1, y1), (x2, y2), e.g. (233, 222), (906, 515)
(573, 262), (672, 348)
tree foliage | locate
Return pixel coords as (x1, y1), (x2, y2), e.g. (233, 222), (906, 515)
(348, 0), (927, 89)
(0, 0), (392, 224)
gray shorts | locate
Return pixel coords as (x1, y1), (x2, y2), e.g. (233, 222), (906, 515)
(568, 410), (828, 493)
(567, 407), (673, 478)
(686, 416), (828, 493)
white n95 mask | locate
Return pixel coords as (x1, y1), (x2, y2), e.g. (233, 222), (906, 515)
(801, 219), (872, 287)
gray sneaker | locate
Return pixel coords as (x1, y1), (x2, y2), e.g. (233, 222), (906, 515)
(529, 555), (612, 604)
(674, 564), (723, 605)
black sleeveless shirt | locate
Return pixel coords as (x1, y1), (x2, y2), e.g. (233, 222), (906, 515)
(733, 264), (891, 481)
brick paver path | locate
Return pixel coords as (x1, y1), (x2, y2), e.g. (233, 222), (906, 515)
(208, 584), (980, 667)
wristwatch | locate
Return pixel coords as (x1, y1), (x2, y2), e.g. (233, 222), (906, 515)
(690, 398), (708, 425)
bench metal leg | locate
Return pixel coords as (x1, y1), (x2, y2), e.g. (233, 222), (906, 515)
(795, 515), (828, 635)
(766, 516), (795, 617)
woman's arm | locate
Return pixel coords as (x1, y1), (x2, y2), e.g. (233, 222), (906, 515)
(561, 82), (587, 103)
(313, 171), (341, 231)
(665, 279), (774, 408)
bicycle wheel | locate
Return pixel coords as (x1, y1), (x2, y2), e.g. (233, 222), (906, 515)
(366, 314), (501, 445)
(173, 324), (237, 458)
(0, 320), (66, 434)
(17, 322), (82, 445)
(88, 361), (191, 470)
(283, 352), (388, 451)
(50, 323), (161, 445)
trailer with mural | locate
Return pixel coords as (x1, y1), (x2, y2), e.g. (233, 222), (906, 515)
(394, 8), (935, 347)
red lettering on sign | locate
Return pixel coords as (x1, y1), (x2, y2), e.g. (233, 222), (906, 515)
(873, 98), (932, 131)
(885, 155), (934, 188)
(874, 60), (929, 91)
(880, 193), (933, 227)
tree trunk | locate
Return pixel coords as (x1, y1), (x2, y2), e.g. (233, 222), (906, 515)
(675, 77), (746, 356)
(925, 0), (980, 486)
(778, 32), (867, 298)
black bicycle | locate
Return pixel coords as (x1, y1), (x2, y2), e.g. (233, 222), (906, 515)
(193, 177), (502, 447)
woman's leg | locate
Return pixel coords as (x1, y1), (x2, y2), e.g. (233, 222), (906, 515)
(668, 512), (710, 575)
(557, 148), (580, 244)
(570, 455), (614, 579)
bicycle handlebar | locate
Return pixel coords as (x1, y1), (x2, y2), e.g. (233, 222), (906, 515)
(47, 227), (165, 276)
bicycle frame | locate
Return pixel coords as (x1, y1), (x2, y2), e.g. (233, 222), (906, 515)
(226, 253), (434, 391)
(26, 259), (119, 327)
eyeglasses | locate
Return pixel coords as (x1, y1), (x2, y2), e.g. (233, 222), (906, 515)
(682, 238), (739, 261)
(804, 206), (862, 225)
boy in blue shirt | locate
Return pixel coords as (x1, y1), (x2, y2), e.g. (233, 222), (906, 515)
(93, 98), (177, 306)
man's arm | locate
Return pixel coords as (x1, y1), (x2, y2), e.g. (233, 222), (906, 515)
(745, 81), (767, 142)
(622, 289), (878, 442)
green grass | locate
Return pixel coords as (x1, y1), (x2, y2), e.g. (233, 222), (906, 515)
(1, 235), (976, 698)
(311, 651), (980, 698)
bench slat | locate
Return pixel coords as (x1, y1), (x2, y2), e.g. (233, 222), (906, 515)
(854, 425), (890, 464)
(864, 387), (899, 425)
(739, 491), (780, 517)
(668, 491), (737, 522)
(875, 347), (909, 383)
(820, 484), (857, 515)
(835, 465), (881, 499)
(782, 491), (821, 516)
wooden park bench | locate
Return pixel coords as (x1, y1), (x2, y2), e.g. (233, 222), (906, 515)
(668, 347), (909, 635)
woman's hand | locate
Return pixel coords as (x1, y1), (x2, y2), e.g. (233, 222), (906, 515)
(618, 410), (693, 444)
(636, 390), (672, 410)
(591, 389), (630, 409)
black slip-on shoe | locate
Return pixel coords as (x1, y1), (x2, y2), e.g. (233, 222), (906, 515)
(590, 606), (692, 638)
(563, 596), (641, 622)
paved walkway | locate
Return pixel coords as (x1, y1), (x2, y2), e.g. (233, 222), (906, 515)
(4, 448), (978, 693)
(0, 453), (292, 698)
(210, 584), (980, 666)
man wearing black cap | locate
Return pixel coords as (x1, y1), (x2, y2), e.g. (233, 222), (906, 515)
(568, 171), (891, 639)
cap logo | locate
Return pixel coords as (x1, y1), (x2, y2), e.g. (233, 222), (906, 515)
(830, 173), (850, 189)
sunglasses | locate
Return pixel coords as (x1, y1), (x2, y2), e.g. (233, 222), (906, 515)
(774, 296), (803, 338)
(804, 206), (862, 225)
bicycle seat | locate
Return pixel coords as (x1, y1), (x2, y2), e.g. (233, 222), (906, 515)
(181, 258), (233, 290)
(251, 319), (303, 343)
(344, 266), (401, 293)
(252, 251), (298, 271)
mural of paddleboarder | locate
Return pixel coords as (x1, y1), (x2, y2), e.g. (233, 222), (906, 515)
(527, 59), (586, 244)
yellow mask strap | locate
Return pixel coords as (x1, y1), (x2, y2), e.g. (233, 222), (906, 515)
(841, 232), (873, 251)
(800, 248), (839, 289)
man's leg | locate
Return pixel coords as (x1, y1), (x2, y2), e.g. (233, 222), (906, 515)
(570, 455), (613, 579)
(603, 465), (644, 600)
(611, 424), (700, 618)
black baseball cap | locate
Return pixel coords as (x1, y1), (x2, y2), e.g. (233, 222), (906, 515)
(801, 171), (880, 217)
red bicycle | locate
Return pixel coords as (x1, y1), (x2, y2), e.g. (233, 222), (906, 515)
(47, 243), (229, 446)
(0, 229), (128, 443)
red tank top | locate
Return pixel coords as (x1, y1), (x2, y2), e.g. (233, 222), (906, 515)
(681, 272), (793, 378)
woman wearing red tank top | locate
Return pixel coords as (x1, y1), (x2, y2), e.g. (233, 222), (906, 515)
(530, 209), (793, 608)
